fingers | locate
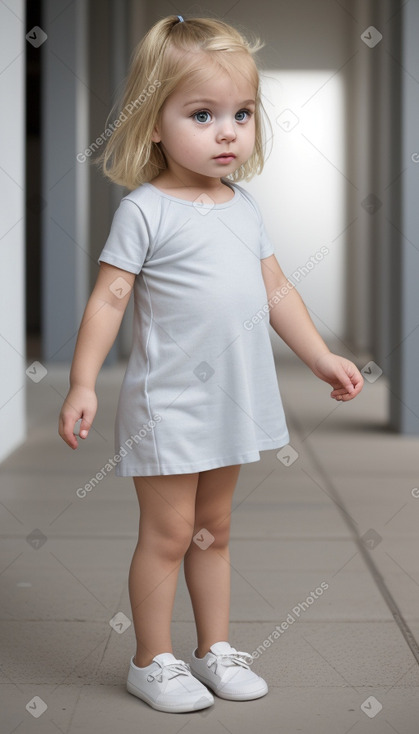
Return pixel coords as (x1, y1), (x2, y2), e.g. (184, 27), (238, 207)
(59, 414), (79, 449)
(58, 389), (97, 450)
(329, 359), (364, 401)
(330, 374), (364, 401)
(59, 411), (94, 447)
(345, 367), (364, 399)
(332, 369), (354, 397)
(79, 412), (93, 439)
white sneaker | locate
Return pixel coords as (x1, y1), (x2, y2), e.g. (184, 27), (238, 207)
(126, 652), (214, 713)
(190, 641), (268, 701)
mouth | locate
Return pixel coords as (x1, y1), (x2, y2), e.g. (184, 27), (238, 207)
(214, 153), (237, 163)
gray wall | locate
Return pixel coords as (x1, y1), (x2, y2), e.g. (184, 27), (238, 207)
(386, 1), (419, 433)
(0, 0), (26, 463)
(42, 0), (90, 362)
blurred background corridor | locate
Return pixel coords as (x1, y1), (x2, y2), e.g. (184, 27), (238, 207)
(1, 0), (419, 732)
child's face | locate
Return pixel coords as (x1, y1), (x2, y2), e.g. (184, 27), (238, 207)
(152, 64), (256, 186)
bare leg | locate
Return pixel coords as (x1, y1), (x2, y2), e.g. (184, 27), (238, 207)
(183, 465), (241, 658)
(129, 472), (199, 667)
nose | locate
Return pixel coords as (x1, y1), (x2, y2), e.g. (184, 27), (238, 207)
(216, 118), (237, 143)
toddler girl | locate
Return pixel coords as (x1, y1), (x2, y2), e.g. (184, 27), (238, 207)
(59, 14), (363, 714)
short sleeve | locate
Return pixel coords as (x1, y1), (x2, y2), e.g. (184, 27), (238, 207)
(233, 183), (275, 260)
(97, 198), (151, 274)
(259, 220), (275, 259)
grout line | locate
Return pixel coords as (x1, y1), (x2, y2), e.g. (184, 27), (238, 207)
(288, 408), (419, 667)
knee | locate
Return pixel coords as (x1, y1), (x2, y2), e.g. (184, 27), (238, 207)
(146, 524), (194, 562)
(193, 515), (231, 550)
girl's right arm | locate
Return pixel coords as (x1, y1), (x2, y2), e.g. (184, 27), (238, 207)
(58, 262), (136, 449)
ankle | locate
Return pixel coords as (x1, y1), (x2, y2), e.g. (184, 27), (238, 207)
(196, 647), (211, 658)
(196, 639), (228, 658)
(134, 649), (174, 668)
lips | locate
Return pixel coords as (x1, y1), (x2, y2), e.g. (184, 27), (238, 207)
(214, 153), (236, 159)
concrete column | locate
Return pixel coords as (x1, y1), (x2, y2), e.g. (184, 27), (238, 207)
(0, 0), (26, 462)
(371, 1), (401, 367)
(42, 0), (89, 362)
(387, 1), (419, 433)
(345, 0), (374, 353)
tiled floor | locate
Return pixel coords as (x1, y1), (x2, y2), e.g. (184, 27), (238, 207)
(2, 346), (419, 733)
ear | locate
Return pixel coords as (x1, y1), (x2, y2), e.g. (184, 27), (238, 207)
(151, 123), (161, 143)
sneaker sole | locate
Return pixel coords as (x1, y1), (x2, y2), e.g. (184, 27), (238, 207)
(189, 669), (268, 701)
(126, 679), (214, 713)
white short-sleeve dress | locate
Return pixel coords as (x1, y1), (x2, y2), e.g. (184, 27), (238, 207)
(97, 181), (290, 476)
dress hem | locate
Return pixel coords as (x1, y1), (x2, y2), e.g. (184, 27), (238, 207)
(114, 434), (290, 477)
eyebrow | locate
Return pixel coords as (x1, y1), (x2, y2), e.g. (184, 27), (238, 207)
(183, 98), (256, 108)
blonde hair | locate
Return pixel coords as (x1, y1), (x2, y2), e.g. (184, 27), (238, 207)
(96, 15), (271, 191)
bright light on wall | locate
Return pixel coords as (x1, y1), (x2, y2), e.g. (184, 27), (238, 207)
(241, 70), (346, 339)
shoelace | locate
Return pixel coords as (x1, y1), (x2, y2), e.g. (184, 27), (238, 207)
(207, 650), (253, 675)
(146, 660), (191, 684)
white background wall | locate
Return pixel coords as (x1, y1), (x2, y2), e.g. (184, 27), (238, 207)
(0, 0), (26, 463)
(241, 70), (346, 340)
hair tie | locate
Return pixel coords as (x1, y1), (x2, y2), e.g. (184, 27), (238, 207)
(177, 15), (184, 22)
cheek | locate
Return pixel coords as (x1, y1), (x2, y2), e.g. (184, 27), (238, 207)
(247, 118), (256, 137)
(244, 122), (256, 149)
(178, 127), (207, 156)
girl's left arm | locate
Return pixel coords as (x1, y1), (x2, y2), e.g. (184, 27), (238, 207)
(261, 254), (364, 402)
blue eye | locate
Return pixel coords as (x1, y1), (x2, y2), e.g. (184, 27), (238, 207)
(235, 109), (251, 122)
(193, 110), (211, 123)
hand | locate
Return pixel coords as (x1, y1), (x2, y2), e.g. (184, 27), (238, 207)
(58, 386), (98, 449)
(312, 352), (364, 401)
